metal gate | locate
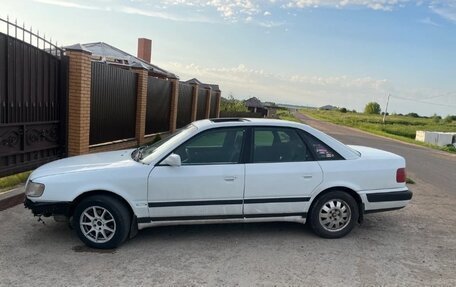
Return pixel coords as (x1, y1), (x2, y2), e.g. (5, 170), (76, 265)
(0, 18), (67, 177)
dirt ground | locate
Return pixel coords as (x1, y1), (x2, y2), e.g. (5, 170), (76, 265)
(0, 176), (455, 286)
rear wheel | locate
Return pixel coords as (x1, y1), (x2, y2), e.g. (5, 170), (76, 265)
(74, 195), (131, 249)
(309, 191), (359, 238)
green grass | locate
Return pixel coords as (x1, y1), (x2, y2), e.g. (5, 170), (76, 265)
(276, 110), (300, 122)
(0, 171), (31, 193)
(300, 109), (456, 154)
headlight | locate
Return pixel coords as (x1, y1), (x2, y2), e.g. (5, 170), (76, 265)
(25, 181), (45, 197)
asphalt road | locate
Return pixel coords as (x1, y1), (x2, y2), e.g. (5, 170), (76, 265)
(294, 112), (456, 194)
(1, 114), (456, 286)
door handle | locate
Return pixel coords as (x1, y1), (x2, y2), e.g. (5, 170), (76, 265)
(302, 175), (313, 179)
(224, 176), (237, 181)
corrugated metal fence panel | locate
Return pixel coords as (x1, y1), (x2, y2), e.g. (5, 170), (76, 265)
(90, 62), (137, 145)
(0, 32), (67, 177)
(209, 91), (218, 118)
(1, 35), (61, 124)
(176, 82), (192, 128)
(196, 88), (207, 120)
(145, 77), (171, 134)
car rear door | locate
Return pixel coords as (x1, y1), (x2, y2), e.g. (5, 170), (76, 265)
(147, 127), (247, 220)
(243, 127), (323, 217)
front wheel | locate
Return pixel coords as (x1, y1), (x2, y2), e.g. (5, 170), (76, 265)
(309, 191), (359, 238)
(73, 195), (131, 249)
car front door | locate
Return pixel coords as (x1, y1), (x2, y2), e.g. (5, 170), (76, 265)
(147, 127), (246, 220)
(243, 127), (323, 217)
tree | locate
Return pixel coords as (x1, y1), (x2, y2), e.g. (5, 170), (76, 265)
(406, 112), (419, 118)
(339, 107), (347, 113)
(220, 95), (248, 112)
(364, 102), (381, 115)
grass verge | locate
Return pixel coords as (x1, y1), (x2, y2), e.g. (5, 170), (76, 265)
(276, 109), (300, 122)
(300, 109), (456, 154)
(0, 171), (31, 194)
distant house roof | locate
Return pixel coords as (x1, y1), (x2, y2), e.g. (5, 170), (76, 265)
(185, 78), (220, 91)
(64, 42), (177, 79)
(319, 105), (337, 110)
(244, 97), (265, 108)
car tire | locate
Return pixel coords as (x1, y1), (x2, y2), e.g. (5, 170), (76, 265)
(309, 191), (359, 238)
(73, 195), (131, 249)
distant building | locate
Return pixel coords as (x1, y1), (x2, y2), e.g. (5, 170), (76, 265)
(244, 97), (268, 117)
(319, 105), (338, 111)
(185, 78), (221, 92)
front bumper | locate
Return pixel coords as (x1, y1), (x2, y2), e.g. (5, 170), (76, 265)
(24, 198), (71, 217)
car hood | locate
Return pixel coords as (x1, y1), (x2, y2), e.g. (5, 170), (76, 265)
(30, 149), (138, 180)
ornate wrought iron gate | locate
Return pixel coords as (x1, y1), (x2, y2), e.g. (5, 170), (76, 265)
(0, 18), (68, 177)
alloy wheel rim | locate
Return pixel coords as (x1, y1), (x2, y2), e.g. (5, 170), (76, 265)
(319, 199), (351, 232)
(80, 206), (116, 243)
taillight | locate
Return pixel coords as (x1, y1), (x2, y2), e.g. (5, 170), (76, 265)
(396, 168), (406, 183)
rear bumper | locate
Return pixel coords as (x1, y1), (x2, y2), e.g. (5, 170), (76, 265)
(366, 190), (413, 202)
(362, 189), (412, 214)
(24, 198), (71, 217)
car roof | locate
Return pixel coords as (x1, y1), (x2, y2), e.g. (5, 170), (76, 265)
(192, 118), (305, 129)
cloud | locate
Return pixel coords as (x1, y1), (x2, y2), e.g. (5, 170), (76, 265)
(33, 0), (456, 28)
(419, 16), (440, 26)
(33, 0), (103, 10)
(429, 1), (456, 23)
(284, 0), (410, 11)
(164, 61), (391, 109)
(117, 6), (216, 23)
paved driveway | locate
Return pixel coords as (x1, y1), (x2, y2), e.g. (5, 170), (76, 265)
(1, 116), (455, 286)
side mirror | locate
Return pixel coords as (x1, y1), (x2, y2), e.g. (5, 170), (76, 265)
(162, 153), (181, 167)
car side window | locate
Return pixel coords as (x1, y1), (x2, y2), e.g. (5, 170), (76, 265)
(173, 128), (245, 165)
(298, 131), (344, 160)
(253, 127), (312, 163)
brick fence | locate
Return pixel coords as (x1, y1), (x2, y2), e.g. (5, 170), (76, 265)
(65, 48), (221, 156)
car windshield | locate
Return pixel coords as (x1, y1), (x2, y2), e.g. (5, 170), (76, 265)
(132, 124), (197, 162)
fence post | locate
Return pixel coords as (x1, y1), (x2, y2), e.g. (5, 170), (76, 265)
(205, 87), (212, 119)
(169, 79), (179, 132)
(190, 84), (199, 122)
(132, 66), (148, 146)
(215, 91), (221, 118)
(65, 46), (92, 156)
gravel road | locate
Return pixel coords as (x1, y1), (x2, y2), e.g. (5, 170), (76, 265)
(0, 115), (455, 286)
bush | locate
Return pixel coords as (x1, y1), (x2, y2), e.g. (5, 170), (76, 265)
(220, 95), (248, 112)
(443, 115), (455, 123)
(339, 107), (347, 113)
(364, 102), (381, 115)
(406, 112), (420, 118)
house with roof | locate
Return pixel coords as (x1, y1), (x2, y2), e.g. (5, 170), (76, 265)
(244, 97), (269, 117)
(64, 38), (177, 79)
(185, 78), (221, 92)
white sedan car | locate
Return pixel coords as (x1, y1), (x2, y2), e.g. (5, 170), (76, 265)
(24, 118), (412, 249)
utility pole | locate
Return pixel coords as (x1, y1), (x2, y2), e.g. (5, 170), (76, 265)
(383, 93), (390, 124)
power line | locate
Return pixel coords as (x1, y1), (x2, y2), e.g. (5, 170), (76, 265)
(391, 94), (456, 108)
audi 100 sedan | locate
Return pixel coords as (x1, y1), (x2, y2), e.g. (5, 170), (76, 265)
(24, 118), (412, 249)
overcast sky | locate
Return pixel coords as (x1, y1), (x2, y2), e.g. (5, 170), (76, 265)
(1, 0), (456, 116)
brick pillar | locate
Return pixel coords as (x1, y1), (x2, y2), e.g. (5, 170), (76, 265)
(214, 91), (221, 118)
(205, 87), (212, 119)
(66, 47), (92, 156)
(169, 79), (179, 132)
(190, 84), (199, 122)
(132, 67), (148, 145)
